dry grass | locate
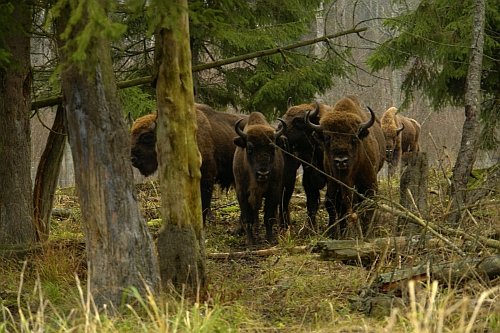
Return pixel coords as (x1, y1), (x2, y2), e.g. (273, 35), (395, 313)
(1, 168), (500, 332)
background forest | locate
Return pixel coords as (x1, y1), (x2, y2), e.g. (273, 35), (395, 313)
(30, 0), (495, 188)
(2, 0), (500, 332)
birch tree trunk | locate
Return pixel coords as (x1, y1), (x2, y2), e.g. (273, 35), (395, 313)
(447, 0), (486, 225)
(55, 2), (159, 309)
(0, 2), (36, 244)
(155, 0), (207, 295)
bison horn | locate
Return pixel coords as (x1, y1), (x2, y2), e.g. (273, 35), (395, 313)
(360, 107), (376, 131)
(275, 118), (286, 138)
(305, 110), (322, 132)
(310, 101), (320, 118)
(234, 118), (247, 139)
(396, 122), (405, 135)
(287, 97), (292, 110)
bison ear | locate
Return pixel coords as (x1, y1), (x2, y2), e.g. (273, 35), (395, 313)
(148, 110), (158, 131)
(358, 128), (370, 139)
(233, 136), (246, 148)
(148, 120), (157, 132)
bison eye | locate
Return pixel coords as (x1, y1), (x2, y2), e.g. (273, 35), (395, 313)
(140, 133), (155, 145)
(351, 136), (359, 145)
(246, 143), (254, 155)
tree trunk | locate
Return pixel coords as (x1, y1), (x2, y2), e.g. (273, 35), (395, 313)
(55, 3), (159, 309)
(399, 152), (428, 231)
(447, 0), (486, 225)
(155, 1), (207, 296)
(0, 2), (36, 244)
(33, 105), (66, 241)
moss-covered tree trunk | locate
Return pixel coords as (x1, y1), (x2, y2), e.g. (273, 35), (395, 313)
(155, 0), (207, 295)
(55, 2), (159, 308)
(0, 2), (36, 244)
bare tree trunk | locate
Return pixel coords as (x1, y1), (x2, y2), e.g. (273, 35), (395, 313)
(0, 2), (36, 244)
(447, 0), (486, 225)
(155, 0), (207, 296)
(55, 3), (159, 309)
(33, 105), (66, 241)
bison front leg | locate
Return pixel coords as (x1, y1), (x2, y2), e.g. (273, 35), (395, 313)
(239, 204), (258, 245)
(325, 184), (348, 239)
(263, 199), (280, 244)
(279, 157), (298, 228)
(302, 166), (326, 229)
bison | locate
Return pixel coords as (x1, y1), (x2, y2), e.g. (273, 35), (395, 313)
(380, 107), (421, 175)
(233, 112), (286, 245)
(305, 96), (385, 238)
(130, 103), (247, 224)
(279, 100), (332, 228)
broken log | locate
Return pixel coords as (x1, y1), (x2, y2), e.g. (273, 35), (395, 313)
(374, 255), (500, 293)
(316, 236), (444, 261)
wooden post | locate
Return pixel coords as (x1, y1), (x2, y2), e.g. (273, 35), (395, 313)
(399, 152), (428, 231)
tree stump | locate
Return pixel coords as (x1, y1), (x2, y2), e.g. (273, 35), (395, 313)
(399, 152), (428, 232)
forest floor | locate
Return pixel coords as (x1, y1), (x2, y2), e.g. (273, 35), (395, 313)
(1, 170), (500, 332)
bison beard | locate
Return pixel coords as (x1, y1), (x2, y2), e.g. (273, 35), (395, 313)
(233, 112), (286, 245)
(305, 96), (386, 238)
(130, 104), (248, 225)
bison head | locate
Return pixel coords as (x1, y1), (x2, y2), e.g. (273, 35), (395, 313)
(280, 101), (325, 151)
(305, 105), (375, 174)
(234, 116), (286, 183)
(130, 112), (158, 177)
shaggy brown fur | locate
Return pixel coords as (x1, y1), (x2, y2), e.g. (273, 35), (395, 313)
(233, 112), (286, 245)
(130, 103), (248, 224)
(279, 102), (332, 227)
(381, 107), (421, 174)
(306, 96), (386, 238)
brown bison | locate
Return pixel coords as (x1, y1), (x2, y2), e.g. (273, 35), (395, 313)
(233, 112), (286, 245)
(279, 100), (332, 228)
(130, 103), (247, 224)
(380, 107), (421, 175)
(305, 96), (385, 237)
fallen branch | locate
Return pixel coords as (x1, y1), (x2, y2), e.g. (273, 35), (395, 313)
(32, 27), (367, 109)
(207, 246), (309, 259)
(378, 202), (468, 257)
(378, 199), (500, 252)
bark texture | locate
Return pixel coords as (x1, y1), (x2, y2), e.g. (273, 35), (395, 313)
(399, 152), (428, 231)
(155, 1), (207, 294)
(447, 0), (486, 225)
(56, 4), (159, 308)
(33, 105), (67, 241)
(0, 2), (36, 244)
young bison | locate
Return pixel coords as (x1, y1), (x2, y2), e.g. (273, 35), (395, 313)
(380, 107), (421, 175)
(233, 112), (286, 245)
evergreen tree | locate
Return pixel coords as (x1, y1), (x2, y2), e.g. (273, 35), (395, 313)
(366, 0), (500, 150)
(190, 0), (348, 115)
(114, 0), (351, 118)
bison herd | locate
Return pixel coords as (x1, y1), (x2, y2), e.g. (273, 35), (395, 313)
(130, 96), (421, 245)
